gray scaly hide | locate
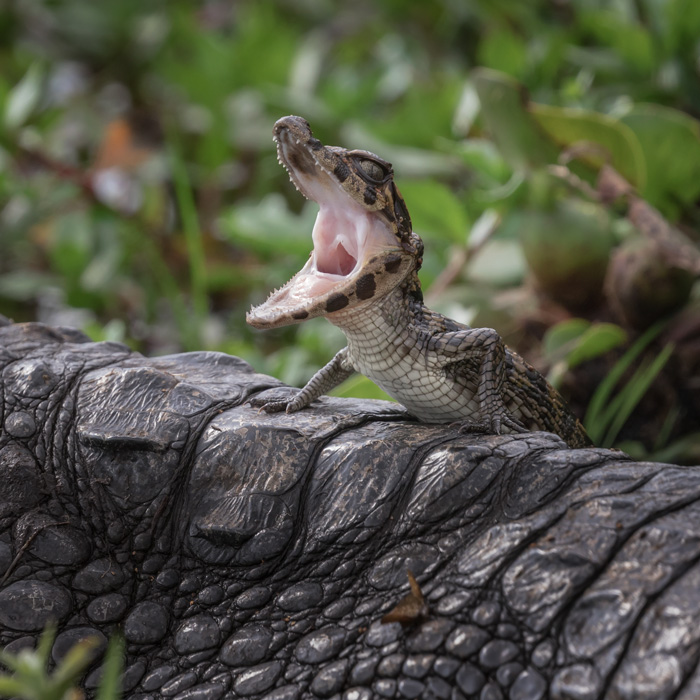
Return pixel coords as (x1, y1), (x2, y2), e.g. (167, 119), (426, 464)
(1, 318), (699, 699)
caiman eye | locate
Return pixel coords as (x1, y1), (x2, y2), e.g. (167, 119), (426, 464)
(358, 159), (387, 182)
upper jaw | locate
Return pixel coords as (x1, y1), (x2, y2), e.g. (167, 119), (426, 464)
(272, 117), (324, 201)
(246, 117), (404, 329)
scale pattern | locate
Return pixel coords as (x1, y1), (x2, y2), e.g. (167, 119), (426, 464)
(248, 116), (591, 448)
(1, 319), (699, 699)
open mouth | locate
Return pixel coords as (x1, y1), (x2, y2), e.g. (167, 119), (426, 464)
(246, 120), (400, 328)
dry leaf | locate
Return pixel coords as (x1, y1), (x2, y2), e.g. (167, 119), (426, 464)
(381, 570), (429, 626)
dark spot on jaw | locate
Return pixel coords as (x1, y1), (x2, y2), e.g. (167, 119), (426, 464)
(334, 162), (350, 182)
(356, 273), (376, 300)
(292, 309), (309, 320)
(363, 188), (377, 205)
(308, 137), (323, 150)
(384, 254), (402, 273)
(326, 293), (349, 312)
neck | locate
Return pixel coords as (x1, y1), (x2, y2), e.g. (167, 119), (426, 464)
(326, 276), (424, 347)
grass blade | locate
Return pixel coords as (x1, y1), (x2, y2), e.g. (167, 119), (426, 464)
(0, 677), (26, 696)
(52, 638), (100, 685)
(654, 403), (681, 452)
(123, 221), (194, 350)
(602, 343), (674, 447)
(35, 623), (56, 669)
(169, 136), (208, 347)
(584, 320), (665, 443)
(96, 635), (124, 700)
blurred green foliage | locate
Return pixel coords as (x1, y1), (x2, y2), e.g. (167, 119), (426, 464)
(0, 623), (122, 700)
(1, 0), (700, 459)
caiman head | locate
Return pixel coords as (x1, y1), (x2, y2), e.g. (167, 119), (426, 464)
(246, 116), (423, 329)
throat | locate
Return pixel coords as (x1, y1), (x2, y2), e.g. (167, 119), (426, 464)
(327, 284), (420, 346)
(319, 241), (356, 276)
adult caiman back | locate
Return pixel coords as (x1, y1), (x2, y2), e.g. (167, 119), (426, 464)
(247, 116), (590, 448)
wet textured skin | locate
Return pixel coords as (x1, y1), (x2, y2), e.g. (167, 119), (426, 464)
(2, 319), (700, 699)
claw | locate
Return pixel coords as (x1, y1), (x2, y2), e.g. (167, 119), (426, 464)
(451, 410), (526, 437)
(501, 414), (528, 433)
(248, 396), (289, 414)
(450, 419), (489, 435)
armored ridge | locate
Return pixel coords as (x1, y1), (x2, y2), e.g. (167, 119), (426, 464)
(247, 116), (590, 448)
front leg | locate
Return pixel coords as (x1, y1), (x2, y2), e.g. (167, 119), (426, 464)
(436, 327), (527, 435)
(250, 347), (355, 414)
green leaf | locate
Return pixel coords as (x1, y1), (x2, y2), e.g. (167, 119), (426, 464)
(0, 677), (26, 696)
(331, 375), (395, 402)
(519, 198), (614, 311)
(219, 194), (316, 258)
(567, 323), (628, 369)
(543, 320), (626, 389)
(4, 63), (44, 131)
(397, 180), (470, 244)
(360, 79), (463, 150)
(543, 318), (591, 361)
(340, 123), (465, 179)
(50, 210), (93, 278)
(472, 68), (560, 170)
(578, 9), (655, 73)
(665, 0), (700, 53)
(530, 103), (647, 189)
(621, 103), (700, 218)
(477, 28), (528, 80)
(451, 138), (511, 184)
(468, 238), (527, 287)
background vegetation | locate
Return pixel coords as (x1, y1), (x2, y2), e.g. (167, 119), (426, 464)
(1, 0), (700, 462)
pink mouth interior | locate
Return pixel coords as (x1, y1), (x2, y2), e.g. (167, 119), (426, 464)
(247, 131), (402, 324)
(311, 202), (364, 278)
(320, 241), (355, 276)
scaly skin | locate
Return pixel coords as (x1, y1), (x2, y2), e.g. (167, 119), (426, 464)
(247, 116), (591, 448)
(2, 318), (700, 700)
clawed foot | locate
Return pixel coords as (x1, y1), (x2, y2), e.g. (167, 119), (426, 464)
(249, 396), (289, 414)
(451, 412), (527, 436)
(249, 390), (307, 415)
